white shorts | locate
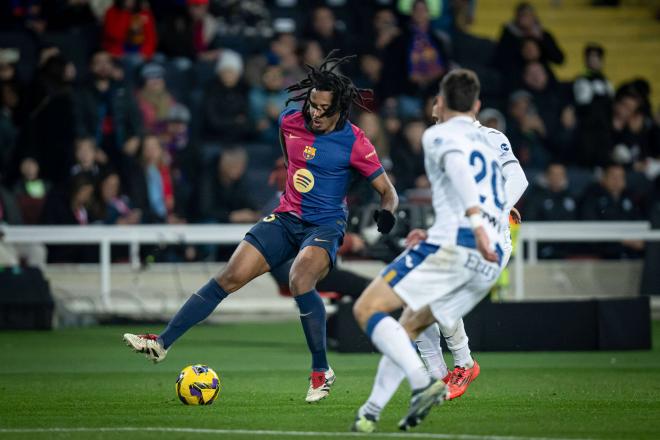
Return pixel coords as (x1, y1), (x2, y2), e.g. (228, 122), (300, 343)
(381, 241), (510, 331)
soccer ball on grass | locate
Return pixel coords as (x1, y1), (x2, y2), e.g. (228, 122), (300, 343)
(176, 364), (221, 405)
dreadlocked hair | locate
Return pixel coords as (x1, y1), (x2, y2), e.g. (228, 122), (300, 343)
(286, 49), (374, 130)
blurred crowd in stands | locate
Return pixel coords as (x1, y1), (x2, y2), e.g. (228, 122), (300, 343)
(0, 0), (659, 263)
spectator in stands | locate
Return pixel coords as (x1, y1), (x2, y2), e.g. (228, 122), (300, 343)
(521, 62), (575, 160)
(506, 90), (550, 171)
(213, 0), (271, 44)
(303, 6), (350, 63)
(102, 0), (157, 61)
(0, 47), (27, 133)
(298, 40), (324, 68)
(494, 2), (564, 91)
(127, 135), (183, 224)
(202, 50), (250, 145)
(478, 107), (507, 133)
(611, 81), (660, 171)
(199, 147), (260, 224)
(579, 164), (644, 258)
(160, 103), (192, 170)
(94, 170), (141, 225)
(573, 43), (615, 167)
(526, 163), (577, 221)
(157, 0), (221, 63)
(0, 180), (22, 267)
(390, 119), (428, 192)
(246, 33), (302, 89)
(13, 157), (50, 225)
(40, 174), (97, 262)
(0, 89), (18, 177)
(249, 64), (288, 145)
(135, 63), (177, 135)
(368, 8), (401, 54)
(23, 54), (77, 185)
(0, 181), (22, 226)
(356, 111), (390, 160)
(380, 0), (450, 106)
(70, 137), (106, 183)
(354, 51), (383, 91)
(74, 50), (143, 172)
(580, 164), (642, 221)
(524, 162), (577, 258)
(41, 174), (95, 226)
(1, 0), (47, 35)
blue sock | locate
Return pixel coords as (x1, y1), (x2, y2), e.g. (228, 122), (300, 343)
(294, 290), (329, 371)
(159, 279), (228, 349)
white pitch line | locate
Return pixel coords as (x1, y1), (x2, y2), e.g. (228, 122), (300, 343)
(0, 427), (595, 440)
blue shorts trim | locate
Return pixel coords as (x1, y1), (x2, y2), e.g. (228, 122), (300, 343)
(457, 227), (504, 266)
(381, 242), (440, 288)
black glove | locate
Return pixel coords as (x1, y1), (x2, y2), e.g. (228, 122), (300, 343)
(373, 209), (396, 234)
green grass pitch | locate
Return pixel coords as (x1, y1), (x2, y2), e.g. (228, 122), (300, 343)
(0, 321), (659, 440)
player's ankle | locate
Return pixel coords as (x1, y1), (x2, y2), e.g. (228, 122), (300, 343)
(457, 358), (474, 369)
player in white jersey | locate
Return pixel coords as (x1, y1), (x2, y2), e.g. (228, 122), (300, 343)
(408, 110), (529, 401)
(350, 69), (526, 432)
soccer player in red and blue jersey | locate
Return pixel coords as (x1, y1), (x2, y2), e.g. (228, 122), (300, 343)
(123, 53), (399, 403)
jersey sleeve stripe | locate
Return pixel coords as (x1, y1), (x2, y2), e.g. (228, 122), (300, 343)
(438, 149), (464, 169)
(366, 166), (385, 182)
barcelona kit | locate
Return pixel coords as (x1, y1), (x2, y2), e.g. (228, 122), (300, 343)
(244, 108), (384, 268)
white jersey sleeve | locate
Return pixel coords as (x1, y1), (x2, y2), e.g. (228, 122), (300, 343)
(422, 126), (466, 170)
(478, 125), (528, 210)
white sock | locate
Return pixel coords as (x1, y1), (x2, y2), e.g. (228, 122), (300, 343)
(442, 319), (473, 368)
(359, 356), (405, 419)
(370, 315), (430, 390)
(415, 323), (449, 380)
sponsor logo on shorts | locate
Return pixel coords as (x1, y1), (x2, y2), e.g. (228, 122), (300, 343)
(313, 238), (331, 243)
(463, 252), (497, 281)
(293, 169), (314, 193)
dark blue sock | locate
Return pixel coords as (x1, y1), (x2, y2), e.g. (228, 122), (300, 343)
(159, 279), (228, 349)
(294, 289), (328, 371)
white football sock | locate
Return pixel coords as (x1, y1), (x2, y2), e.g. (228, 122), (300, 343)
(415, 323), (449, 380)
(370, 315), (430, 390)
(359, 355), (405, 419)
(441, 319), (473, 368)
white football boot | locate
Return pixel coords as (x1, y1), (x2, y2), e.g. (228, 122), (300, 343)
(123, 333), (168, 363)
(305, 367), (336, 403)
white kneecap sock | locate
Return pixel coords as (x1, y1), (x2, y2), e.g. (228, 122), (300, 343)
(371, 315), (430, 390)
(359, 355), (405, 419)
(415, 323), (449, 380)
(441, 318), (473, 368)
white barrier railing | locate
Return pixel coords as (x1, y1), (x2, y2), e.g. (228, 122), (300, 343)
(2, 222), (660, 306)
(1, 224), (251, 308)
(514, 221), (660, 300)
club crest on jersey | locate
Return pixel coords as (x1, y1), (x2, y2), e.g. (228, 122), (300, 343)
(303, 145), (316, 160)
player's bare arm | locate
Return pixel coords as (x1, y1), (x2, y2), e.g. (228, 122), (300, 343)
(370, 173), (399, 233)
(467, 206), (498, 263)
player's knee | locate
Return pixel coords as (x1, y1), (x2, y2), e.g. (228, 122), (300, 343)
(215, 269), (246, 293)
(288, 271), (314, 296)
(352, 296), (373, 328)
